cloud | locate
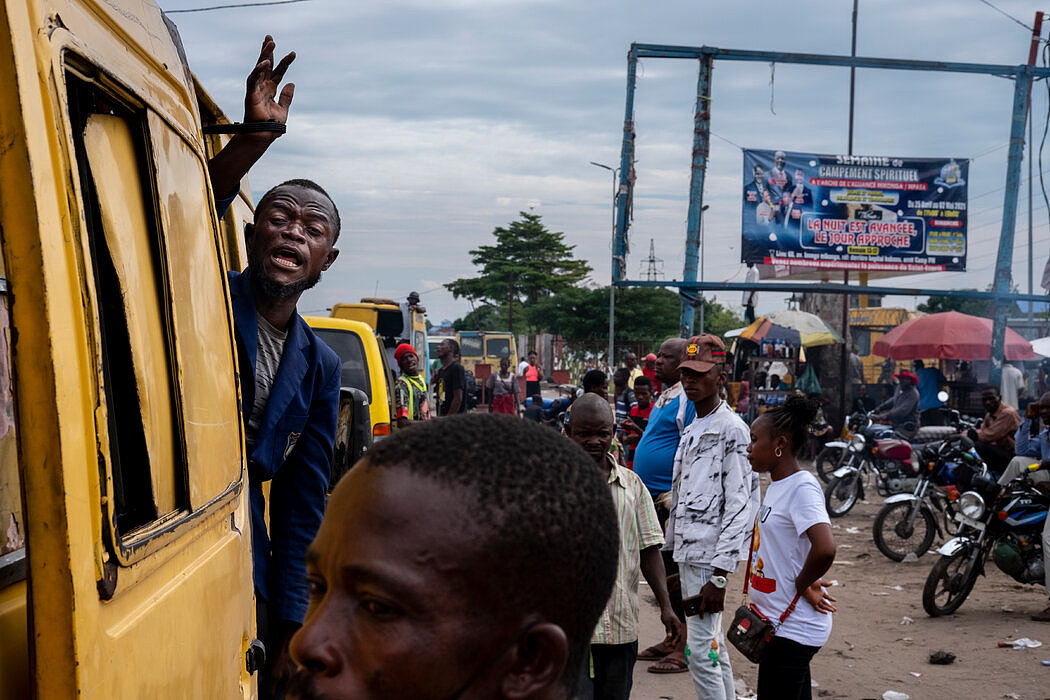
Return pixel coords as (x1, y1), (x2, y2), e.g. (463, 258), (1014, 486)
(163, 0), (1050, 320)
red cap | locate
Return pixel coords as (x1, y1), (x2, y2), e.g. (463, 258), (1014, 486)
(895, 370), (918, 384)
(394, 343), (417, 365)
(644, 353), (657, 362)
(679, 334), (727, 372)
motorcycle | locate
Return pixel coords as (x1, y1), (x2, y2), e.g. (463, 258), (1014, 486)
(922, 463), (1048, 617)
(823, 411), (963, 517)
(816, 404), (973, 484)
(522, 384), (577, 428)
(872, 436), (986, 561)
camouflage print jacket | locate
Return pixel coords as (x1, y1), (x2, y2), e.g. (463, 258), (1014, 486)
(666, 401), (760, 572)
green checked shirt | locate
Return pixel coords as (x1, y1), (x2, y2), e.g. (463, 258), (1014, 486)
(590, 454), (664, 645)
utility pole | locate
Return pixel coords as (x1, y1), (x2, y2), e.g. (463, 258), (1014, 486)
(591, 161), (619, 372)
(642, 238), (663, 281)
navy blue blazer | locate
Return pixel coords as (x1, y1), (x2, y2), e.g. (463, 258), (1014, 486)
(228, 270), (341, 624)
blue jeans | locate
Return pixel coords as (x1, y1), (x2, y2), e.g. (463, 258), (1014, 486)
(680, 563), (735, 700)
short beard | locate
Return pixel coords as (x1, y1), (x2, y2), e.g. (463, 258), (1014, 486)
(247, 264), (321, 300)
(285, 669), (331, 700)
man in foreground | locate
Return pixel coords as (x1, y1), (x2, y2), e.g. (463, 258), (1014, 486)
(287, 414), (620, 699)
(669, 335), (759, 699)
(207, 37), (342, 697)
(567, 394), (680, 698)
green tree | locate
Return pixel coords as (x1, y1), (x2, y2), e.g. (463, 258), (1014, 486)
(452, 304), (506, 331)
(445, 212), (592, 333)
(918, 283), (1019, 318)
(526, 285), (743, 345)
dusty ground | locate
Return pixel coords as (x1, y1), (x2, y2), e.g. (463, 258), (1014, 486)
(630, 463), (1050, 700)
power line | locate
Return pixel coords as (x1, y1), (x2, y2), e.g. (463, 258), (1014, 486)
(165, 0), (315, 14)
(975, 0), (1035, 32)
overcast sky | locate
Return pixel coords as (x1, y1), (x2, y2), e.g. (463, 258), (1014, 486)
(161, 0), (1050, 325)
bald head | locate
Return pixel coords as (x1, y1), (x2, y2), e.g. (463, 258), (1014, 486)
(572, 393), (614, 427)
(1040, 391), (1050, 407)
(655, 337), (688, 384)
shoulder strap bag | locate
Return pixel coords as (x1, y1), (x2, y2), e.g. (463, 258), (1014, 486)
(726, 516), (801, 664)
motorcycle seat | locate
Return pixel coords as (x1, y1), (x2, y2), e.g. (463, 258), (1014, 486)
(913, 426), (958, 442)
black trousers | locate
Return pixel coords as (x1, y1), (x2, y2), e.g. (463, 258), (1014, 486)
(973, 439), (1013, 476)
(757, 636), (821, 699)
(580, 641), (638, 700)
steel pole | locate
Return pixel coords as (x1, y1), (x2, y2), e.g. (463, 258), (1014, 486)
(592, 161), (620, 372)
(680, 53), (713, 336)
(990, 70), (1032, 384)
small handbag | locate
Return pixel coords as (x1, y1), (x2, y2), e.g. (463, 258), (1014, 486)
(726, 519), (800, 664)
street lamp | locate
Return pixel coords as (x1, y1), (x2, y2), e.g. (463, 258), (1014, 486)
(590, 161), (618, 374)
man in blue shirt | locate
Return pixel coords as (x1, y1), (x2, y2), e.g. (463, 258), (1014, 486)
(631, 337), (695, 673)
(1000, 392), (1050, 622)
(913, 360), (948, 425)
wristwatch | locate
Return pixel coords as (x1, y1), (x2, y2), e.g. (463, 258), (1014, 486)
(709, 575), (728, 589)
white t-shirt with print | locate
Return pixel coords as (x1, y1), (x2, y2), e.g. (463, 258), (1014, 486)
(748, 470), (832, 647)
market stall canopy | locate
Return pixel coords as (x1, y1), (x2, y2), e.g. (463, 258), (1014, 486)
(1030, 336), (1050, 357)
(871, 311), (1034, 361)
(739, 310), (844, 348)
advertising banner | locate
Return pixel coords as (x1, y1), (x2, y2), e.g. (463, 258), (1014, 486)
(741, 149), (967, 272)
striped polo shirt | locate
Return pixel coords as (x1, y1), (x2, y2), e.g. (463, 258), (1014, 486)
(590, 454), (665, 645)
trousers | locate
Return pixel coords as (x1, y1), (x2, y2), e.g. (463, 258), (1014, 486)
(757, 636), (820, 699)
(998, 456), (1050, 597)
(680, 563), (735, 700)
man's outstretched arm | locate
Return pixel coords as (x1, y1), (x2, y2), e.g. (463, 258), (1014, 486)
(208, 35), (295, 200)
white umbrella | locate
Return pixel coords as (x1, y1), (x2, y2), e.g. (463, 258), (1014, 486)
(1030, 336), (1050, 357)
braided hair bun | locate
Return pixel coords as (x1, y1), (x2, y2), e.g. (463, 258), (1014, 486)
(766, 393), (821, 454)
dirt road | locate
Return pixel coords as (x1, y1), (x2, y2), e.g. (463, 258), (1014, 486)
(630, 466), (1050, 700)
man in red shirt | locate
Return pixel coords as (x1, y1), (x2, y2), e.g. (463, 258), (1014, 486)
(641, 352), (663, 395)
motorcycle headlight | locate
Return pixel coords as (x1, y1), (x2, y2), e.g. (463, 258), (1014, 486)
(850, 434), (866, 451)
(958, 491), (986, 520)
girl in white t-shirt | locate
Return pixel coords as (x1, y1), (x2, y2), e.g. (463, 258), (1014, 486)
(745, 395), (838, 699)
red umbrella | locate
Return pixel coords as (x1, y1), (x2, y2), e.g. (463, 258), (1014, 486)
(871, 311), (1033, 360)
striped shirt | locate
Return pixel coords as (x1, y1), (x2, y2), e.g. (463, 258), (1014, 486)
(591, 454), (664, 645)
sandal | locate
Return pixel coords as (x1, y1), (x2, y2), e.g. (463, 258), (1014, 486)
(647, 656), (688, 674)
(638, 642), (675, 660)
(1031, 605), (1050, 622)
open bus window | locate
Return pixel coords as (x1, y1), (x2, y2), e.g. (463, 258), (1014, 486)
(311, 328), (372, 402)
(374, 309), (403, 345)
(67, 73), (185, 538)
(0, 291), (23, 577)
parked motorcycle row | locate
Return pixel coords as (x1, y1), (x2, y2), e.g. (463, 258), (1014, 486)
(815, 407), (1048, 617)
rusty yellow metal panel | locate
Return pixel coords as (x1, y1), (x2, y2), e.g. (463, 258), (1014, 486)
(0, 0), (256, 697)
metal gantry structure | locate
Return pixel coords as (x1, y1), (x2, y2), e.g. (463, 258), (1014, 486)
(612, 43), (1050, 382)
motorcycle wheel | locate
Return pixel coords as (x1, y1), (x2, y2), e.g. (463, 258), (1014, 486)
(825, 471), (862, 518)
(922, 550), (979, 617)
(814, 445), (845, 484)
(873, 501), (937, 562)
